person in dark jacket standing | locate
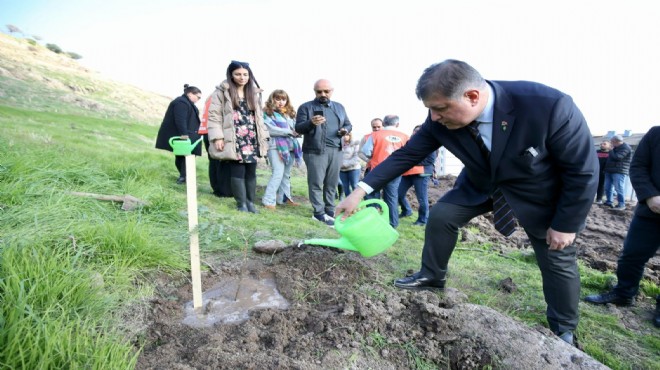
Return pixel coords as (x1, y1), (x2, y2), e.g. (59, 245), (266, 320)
(295, 79), (352, 226)
(336, 59), (598, 346)
(595, 140), (612, 204)
(603, 134), (633, 209)
(585, 126), (660, 328)
(155, 84), (203, 184)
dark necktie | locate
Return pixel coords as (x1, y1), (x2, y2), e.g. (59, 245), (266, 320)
(467, 122), (490, 159)
(467, 122), (517, 237)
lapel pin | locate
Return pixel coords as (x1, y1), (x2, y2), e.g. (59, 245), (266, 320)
(501, 121), (508, 132)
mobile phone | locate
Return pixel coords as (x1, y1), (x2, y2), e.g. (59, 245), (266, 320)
(313, 110), (324, 117)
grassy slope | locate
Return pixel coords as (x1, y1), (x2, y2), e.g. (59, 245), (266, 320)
(0, 34), (658, 369)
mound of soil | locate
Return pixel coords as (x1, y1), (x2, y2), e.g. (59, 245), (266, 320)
(133, 175), (658, 369)
(136, 246), (604, 369)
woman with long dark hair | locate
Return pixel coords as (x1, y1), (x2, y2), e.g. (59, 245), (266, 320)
(207, 61), (270, 213)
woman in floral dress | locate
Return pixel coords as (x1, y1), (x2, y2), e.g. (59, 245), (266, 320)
(207, 60), (270, 213)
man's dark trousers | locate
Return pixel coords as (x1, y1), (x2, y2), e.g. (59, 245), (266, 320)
(420, 201), (580, 334)
(613, 215), (660, 298)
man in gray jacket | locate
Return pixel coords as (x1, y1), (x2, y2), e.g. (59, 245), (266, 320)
(296, 79), (352, 225)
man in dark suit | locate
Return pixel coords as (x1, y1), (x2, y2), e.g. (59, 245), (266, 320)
(336, 60), (598, 345)
(584, 126), (660, 328)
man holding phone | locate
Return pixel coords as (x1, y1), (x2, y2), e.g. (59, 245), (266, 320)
(296, 79), (353, 225)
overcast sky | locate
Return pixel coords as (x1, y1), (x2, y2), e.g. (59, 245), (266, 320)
(2, 0), (658, 138)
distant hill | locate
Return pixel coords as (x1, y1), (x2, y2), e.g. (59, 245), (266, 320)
(0, 33), (170, 125)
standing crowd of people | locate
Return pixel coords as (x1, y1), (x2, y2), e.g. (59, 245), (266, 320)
(156, 59), (659, 345)
(155, 61), (437, 225)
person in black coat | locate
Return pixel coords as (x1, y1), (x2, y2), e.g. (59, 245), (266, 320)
(155, 84), (203, 184)
(585, 126), (660, 328)
(337, 59), (598, 346)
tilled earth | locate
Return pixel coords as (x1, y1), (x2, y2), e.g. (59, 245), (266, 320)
(134, 176), (657, 369)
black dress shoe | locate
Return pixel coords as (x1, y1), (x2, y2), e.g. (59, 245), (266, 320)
(584, 290), (634, 306)
(176, 176), (186, 184)
(394, 272), (445, 291)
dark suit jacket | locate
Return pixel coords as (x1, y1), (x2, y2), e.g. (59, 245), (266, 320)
(363, 80), (598, 238)
(155, 95), (202, 156)
(630, 126), (660, 219)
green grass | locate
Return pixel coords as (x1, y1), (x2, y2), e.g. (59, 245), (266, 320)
(1, 103), (659, 369)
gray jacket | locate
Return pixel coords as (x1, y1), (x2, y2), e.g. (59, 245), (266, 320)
(295, 100), (352, 154)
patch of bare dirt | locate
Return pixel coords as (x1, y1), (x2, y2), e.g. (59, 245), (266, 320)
(136, 247), (604, 370)
(135, 175), (657, 369)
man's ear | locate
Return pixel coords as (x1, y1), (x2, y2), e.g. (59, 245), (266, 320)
(465, 89), (480, 106)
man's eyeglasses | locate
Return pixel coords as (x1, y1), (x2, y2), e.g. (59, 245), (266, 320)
(315, 89), (332, 94)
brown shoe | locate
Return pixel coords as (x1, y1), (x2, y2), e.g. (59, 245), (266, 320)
(263, 204), (276, 210)
(285, 199), (300, 206)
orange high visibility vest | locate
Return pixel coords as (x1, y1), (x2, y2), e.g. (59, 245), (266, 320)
(198, 95), (212, 134)
(369, 129), (409, 169)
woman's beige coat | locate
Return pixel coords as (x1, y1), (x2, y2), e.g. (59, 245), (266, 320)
(207, 80), (269, 160)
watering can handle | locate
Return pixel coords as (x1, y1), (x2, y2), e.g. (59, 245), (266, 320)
(335, 198), (389, 227)
(168, 136), (183, 147)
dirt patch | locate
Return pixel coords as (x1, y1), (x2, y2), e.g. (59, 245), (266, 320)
(136, 247), (604, 370)
(135, 175), (657, 369)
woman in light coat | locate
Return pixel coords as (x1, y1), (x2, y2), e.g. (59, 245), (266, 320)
(207, 61), (270, 213)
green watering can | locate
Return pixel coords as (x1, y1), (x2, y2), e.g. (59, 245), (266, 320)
(304, 199), (399, 257)
(169, 136), (203, 156)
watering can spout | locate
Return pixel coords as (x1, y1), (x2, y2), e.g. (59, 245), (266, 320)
(304, 238), (358, 252)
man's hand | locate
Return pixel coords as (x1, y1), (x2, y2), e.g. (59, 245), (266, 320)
(647, 195), (660, 214)
(335, 188), (367, 221)
(546, 228), (576, 251)
(311, 115), (326, 126)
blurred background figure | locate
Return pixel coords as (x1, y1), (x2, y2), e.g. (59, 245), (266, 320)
(603, 135), (633, 209)
(340, 131), (361, 198)
(595, 140), (612, 204)
(360, 117), (383, 200)
(398, 124), (438, 226)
